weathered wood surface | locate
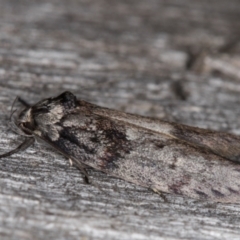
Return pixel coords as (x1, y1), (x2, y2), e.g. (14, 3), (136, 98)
(1, 0), (240, 239)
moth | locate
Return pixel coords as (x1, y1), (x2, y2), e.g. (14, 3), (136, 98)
(1, 91), (240, 203)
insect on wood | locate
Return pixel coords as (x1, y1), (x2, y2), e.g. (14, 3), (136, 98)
(1, 91), (240, 203)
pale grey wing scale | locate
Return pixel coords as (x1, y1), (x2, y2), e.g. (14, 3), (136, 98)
(38, 110), (240, 203)
(90, 104), (240, 163)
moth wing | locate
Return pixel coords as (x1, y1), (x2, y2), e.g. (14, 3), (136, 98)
(34, 110), (240, 203)
(170, 123), (240, 163)
(91, 105), (240, 163)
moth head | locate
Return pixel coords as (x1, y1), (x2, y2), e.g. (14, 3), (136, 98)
(16, 107), (35, 135)
(14, 91), (78, 135)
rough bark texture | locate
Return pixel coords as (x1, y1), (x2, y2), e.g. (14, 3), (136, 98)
(1, 0), (240, 239)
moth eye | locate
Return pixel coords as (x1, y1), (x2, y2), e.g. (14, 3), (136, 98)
(22, 122), (30, 129)
(22, 122), (35, 131)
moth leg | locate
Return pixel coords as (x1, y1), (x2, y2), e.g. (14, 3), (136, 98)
(71, 160), (108, 194)
(152, 188), (169, 203)
(0, 138), (35, 158)
(69, 159), (105, 193)
(71, 159), (89, 184)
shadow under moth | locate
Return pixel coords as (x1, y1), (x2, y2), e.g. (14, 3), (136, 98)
(1, 91), (240, 203)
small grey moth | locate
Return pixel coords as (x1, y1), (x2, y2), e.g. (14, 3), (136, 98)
(1, 91), (240, 203)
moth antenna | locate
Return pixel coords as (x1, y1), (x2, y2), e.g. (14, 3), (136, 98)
(0, 138), (35, 159)
(8, 97), (33, 137)
(10, 108), (17, 121)
(10, 96), (19, 119)
(10, 96), (30, 121)
(17, 97), (31, 108)
(8, 97), (19, 133)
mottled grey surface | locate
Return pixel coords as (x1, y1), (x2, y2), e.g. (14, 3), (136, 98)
(0, 0), (240, 239)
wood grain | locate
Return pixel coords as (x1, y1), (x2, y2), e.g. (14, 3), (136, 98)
(1, 0), (240, 239)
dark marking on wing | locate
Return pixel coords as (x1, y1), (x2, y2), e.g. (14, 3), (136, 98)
(195, 190), (208, 198)
(172, 123), (240, 163)
(211, 189), (225, 198)
(60, 127), (96, 154)
(227, 188), (239, 194)
(95, 119), (132, 169)
(169, 175), (191, 194)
